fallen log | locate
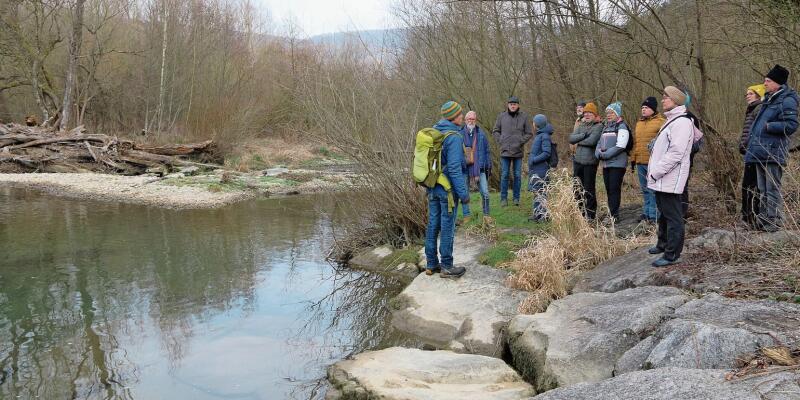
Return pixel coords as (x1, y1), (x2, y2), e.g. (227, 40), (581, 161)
(134, 140), (214, 156)
(0, 123), (221, 174)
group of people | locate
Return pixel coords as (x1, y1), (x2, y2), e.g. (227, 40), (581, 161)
(423, 64), (798, 278)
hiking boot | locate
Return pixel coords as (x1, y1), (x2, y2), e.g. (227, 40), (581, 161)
(652, 257), (679, 268)
(513, 199), (520, 207)
(648, 246), (664, 255)
(440, 266), (466, 279)
(425, 265), (442, 275)
(461, 216), (472, 226)
(501, 199), (508, 207)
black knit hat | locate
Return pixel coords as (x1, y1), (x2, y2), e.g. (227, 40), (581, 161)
(642, 96), (658, 112)
(577, 101), (587, 107)
(766, 64), (790, 85)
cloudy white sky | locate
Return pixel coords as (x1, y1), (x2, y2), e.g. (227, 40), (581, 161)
(256, 0), (399, 37)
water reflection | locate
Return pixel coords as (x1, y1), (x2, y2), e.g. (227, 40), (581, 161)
(0, 187), (406, 399)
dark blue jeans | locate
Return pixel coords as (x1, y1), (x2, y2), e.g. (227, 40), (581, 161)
(500, 157), (522, 202)
(425, 187), (456, 269)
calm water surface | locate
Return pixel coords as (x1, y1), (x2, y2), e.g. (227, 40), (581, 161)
(0, 187), (405, 399)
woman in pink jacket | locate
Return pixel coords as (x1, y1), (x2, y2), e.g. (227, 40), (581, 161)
(647, 86), (702, 267)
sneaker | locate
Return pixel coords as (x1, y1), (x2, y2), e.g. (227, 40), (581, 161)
(501, 199), (508, 207)
(652, 257), (680, 268)
(425, 265), (442, 275)
(648, 246), (664, 255)
(440, 266), (466, 279)
(513, 200), (520, 207)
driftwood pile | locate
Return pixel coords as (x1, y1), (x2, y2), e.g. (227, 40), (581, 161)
(0, 123), (219, 174)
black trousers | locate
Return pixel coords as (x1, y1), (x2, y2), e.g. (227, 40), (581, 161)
(741, 162), (760, 224)
(603, 167), (626, 218)
(655, 191), (685, 261)
(573, 161), (598, 219)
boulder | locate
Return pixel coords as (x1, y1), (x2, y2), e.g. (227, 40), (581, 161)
(327, 347), (535, 400)
(530, 368), (800, 400)
(178, 165), (200, 176)
(615, 293), (800, 374)
(571, 247), (670, 293)
(390, 264), (527, 357)
(507, 286), (689, 392)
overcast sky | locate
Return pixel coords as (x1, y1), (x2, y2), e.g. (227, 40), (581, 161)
(256, 0), (399, 37)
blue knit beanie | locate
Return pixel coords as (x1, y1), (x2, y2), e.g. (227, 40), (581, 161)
(606, 102), (622, 118)
(533, 114), (548, 128)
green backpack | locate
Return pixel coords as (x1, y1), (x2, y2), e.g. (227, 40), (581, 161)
(413, 128), (455, 190)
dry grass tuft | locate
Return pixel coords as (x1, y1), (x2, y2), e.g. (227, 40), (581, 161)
(465, 215), (499, 242)
(507, 168), (652, 313)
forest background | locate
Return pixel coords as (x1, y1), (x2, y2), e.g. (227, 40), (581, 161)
(2, 0), (799, 246)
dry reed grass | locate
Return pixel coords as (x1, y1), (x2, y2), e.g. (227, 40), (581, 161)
(507, 168), (652, 313)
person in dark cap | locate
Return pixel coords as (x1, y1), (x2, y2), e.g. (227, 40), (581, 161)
(492, 96), (533, 207)
(632, 96), (665, 223)
(745, 64), (799, 232)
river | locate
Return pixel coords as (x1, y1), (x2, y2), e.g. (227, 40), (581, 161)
(0, 187), (406, 399)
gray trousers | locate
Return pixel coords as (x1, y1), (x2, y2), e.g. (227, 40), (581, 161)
(755, 162), (783, 225)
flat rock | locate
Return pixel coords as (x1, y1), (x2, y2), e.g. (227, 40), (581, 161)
(349, 244), (395, 269)
(686, 228), (800, 252)
(418, 232), (490, 269)
(263, 167), (289, 176)
(507, 286), (689, 392)
(390, 264), (527, 357)
(327, 347), (535, 400)
(530, 368), (800, 400)
(615, 293), (800, 374)
(571, 247), (672, 293)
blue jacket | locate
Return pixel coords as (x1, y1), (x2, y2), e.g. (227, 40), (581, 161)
(528, 123), (553, 178)
(745, 85), (799, 165)
(431, 119), (469, 202)
(459, 124), (492, 176)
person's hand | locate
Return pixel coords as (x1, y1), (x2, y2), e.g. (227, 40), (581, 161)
(462, 196), (470, 204)
(570, 144), (577, 153)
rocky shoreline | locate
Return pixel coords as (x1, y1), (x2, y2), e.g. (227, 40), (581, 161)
(329, 229), (800, 399)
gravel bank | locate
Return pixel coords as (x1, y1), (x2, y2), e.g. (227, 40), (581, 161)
(0, 173), (254, 209)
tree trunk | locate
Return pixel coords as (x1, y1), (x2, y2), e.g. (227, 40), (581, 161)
(59, 0), (86, 132)
(157, 0), (169, 133)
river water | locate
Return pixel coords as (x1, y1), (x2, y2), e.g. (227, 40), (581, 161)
(0, 187), (406, 399)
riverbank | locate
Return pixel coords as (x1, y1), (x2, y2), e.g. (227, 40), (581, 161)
(331, 223), (800, 399)
(0, 166), (358, 209)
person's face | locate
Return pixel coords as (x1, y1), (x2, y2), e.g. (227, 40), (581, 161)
(641, 106), (654, 118)
(582, 111), (596, 122)
(662, 94), (677, 111)
(606, 109), (617, 121)
(453, 113), (464, 126)
(745, 90), (759, 104)
(465, 113), (477, 125)
(508, 102), (519, 112)
(764, 77), (780, 93)
(576, 105), (584, 116)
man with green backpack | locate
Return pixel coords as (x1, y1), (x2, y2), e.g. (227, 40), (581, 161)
(412, 101), (470, 278)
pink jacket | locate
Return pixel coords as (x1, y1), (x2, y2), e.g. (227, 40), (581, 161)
(647, 105), (702, 194)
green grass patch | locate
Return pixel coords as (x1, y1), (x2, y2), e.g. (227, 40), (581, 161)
(478, 232), (530, 267)
(379, 245), (422, 269)
(460, 190), (542, 230)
